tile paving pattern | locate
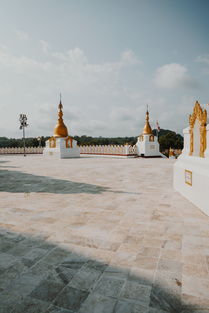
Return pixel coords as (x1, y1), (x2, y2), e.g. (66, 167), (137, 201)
(0, 156), (209, 312)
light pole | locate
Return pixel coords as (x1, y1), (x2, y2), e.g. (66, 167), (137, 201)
(37, 136), (42, 148)
(19, 114), (28, 157)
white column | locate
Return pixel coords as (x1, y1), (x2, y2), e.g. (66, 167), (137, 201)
(181, 127), (190, 156)
(204, 124), (209, 158)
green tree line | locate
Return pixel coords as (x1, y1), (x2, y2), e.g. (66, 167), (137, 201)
(0, 136), (49, 148)
(0, 129), (183, 151)
(153, 129), (183, 151)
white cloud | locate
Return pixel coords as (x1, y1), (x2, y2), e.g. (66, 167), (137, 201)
(78, 120), (107, 134)
(154, 63), (198, 89)
(40, 40), (49, 54)
(52, 47), (88, 64)
(0, 45), (201, 138)
(0, 46), (143, 137)
(119, 50), (141, 66)
(15, 30), (29, 41)
(196, 55), (209, 65)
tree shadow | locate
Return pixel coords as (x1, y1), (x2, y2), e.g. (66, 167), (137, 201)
(0, 169), (141, 196)
(0, 228), (204, 313)
(0, 169), (110, 194)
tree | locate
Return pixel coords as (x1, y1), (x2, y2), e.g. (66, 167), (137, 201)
(0, 130), (183, 150)
(155, 129), (183, 151)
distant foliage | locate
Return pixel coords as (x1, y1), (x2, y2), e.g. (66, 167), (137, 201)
(0, 129), (183, 151)
(74, 135), (137, 146)
(0, 136), (49, 148)
(153, 129), (183, 151)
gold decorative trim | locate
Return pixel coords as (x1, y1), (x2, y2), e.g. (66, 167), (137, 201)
(149, 135), (154, 142)
(49, 137), (56, 148)
(189, 101), (207, 158)
(66, 136), (73, 148)
(185, 170), (192, 186)
(139, 135), (144, 142)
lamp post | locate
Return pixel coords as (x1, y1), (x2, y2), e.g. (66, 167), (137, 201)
(19, 114), (28, 157)
(37, 136), (42, 148)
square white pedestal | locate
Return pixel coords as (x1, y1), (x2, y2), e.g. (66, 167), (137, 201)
(173, 155), (209, 216)
(43, 137), (80, 159)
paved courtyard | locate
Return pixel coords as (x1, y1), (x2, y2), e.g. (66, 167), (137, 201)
(0, 155), (209, 313)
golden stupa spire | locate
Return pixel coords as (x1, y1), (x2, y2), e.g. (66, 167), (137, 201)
(53, 94), (69, 137)
(143, 105), (152, 135)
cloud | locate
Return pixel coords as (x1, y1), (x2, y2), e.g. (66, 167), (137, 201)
(52, 47), (88, 65)
(196, 55), (209, 65)
(0, 45), (200, 138)
(15, 30), (29, 41)
(110, 106), (143, 122)
(40, 40), (49, 54)
(154, 63), (198, 89)
(0, 46), (144, 137)
(119, 50), (141, 66)
(78, 120), (107, 134)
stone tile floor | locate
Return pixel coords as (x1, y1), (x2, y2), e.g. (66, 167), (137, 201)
(0, 155), (209, 313)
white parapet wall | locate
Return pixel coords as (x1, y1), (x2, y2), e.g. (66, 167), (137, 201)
(79, 144), (137, 157)
(173, 154), (209, 216)
(0, 144), (137, 157)
(173, 101), (209, 216)
(0, 147), (44, 154)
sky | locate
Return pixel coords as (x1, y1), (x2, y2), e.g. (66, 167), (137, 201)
(0, 0), (209, 138)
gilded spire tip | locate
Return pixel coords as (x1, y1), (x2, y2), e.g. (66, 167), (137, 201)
(142, 105), (152, 135)
(59, 93), (63, 110)
(53, 94), (68, 137)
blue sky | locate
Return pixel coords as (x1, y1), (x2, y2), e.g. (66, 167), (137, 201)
(0, 0), (209, 138)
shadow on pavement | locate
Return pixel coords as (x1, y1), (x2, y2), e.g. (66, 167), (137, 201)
(0, 169), (109, 194)
(0, 169), (140, 196)
(0, 228), (203, 313)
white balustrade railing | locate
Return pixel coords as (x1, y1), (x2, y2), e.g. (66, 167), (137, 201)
(0, 147), (44, 154)
(80, 144), (137, 156)
(0, 145), (137, 156)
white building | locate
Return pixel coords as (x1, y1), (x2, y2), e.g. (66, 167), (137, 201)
(43, 99), (80, 159)
(136, 109), (164, 158)
(173, 101), (209, 216)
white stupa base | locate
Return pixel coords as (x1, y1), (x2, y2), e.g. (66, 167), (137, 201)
(136, 135), (165, 158)
(43, 137), (80, 159)
(173, 155), (209, 216)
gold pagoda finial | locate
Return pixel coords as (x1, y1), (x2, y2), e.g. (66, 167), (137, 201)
(53, 94), (69, 138)
(143, 105), (152, 135)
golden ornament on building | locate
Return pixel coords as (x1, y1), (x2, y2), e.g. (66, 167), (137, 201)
(149, 134), (154, 142)
(49, 136), (56, 148)
(139, 135), (144, 142)
(189, 101), (207, 158)
(53, 98), (69, 138)
(65, 136), (73, 148)
(143, 109), (153, 135)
